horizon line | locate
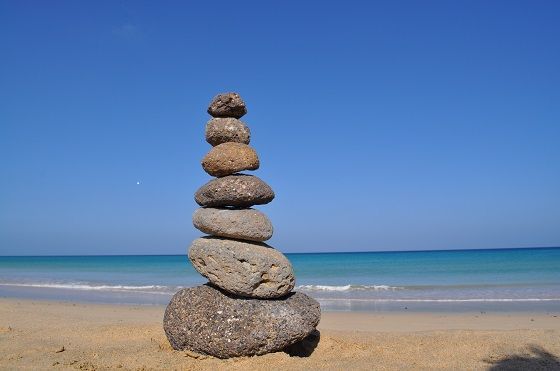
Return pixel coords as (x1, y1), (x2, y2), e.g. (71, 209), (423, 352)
(1, 245), (559, 258)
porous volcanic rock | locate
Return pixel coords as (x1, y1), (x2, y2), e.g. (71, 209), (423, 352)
(202, 142), (259, 177)
(193, 208), (273, 242)
(195, 174), (275, 207)
(163, 284), (320, 358)
(205, 117), (250, 146)
(207, 92), (247, 119)
(188, 237), (294, 298)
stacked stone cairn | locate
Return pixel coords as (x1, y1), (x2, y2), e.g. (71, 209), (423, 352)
(163, 92), (321, 358)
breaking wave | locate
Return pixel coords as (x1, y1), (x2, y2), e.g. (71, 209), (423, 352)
(0, 282), (176, 294)
(316, 298), (560, 302)
(296, 284), (404, 291)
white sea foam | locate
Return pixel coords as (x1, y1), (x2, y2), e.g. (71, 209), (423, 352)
(0, 282), (174, 294)
(316, 298), (560, 302)
(3, 282), (559, 304)
(296, 284), (404, 292)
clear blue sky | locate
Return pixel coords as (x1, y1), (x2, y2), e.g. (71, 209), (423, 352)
(1, 1), (559, 255)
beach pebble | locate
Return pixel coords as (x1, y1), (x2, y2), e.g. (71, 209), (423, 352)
(205, 117), (251, 146)
(202, 142), (259, 177)
(193, 208), (273, 242)
(195, 174), (275, 208)
(207, 92), (247, 119)
(188, 237), (294, 298)
(163, 284), (320, 358)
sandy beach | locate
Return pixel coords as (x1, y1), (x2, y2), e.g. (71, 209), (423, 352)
(0, 298), (559, 370)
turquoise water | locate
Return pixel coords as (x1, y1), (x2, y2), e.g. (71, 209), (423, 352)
(1, 248), (559, 311)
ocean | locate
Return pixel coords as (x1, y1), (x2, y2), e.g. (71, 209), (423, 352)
(1, 247), (559, 312)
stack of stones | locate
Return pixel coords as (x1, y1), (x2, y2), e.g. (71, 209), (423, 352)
(163, 93), (321, 358)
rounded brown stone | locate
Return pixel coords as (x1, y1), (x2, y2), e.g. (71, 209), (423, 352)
(201, 142), (259, 177)
(194, 174), (275, 208)
(207, 92), (247, 119)
(163, 284), (321, 358)
(193, 208), (273, 242)
(205, 118), (250, 146)
(188, 237), (293, 298)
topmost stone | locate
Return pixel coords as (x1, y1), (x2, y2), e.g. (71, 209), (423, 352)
(207, 92), (247, 119)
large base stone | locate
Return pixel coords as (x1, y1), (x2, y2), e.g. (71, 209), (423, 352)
(163, 285), (321, 358)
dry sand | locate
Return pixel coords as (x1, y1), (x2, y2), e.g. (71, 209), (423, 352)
(1, 298), (559, 370)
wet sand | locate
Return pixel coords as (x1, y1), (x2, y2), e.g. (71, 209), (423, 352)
(1, 298), (559, 370)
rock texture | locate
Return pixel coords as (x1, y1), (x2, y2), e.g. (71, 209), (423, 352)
(163, 284), (320, 358)
(202, 142), (259, 177)
(206, 118), (250, 146)
(193, 208), (273, 242)
(195, 174), (275, 208)
(207, 92), (247, 119)
(188, 237), (294, 298)
(165, 92), (320, 358)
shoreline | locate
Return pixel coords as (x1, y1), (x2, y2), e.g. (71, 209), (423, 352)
(1, 297), (559, 331)
(1, 298), (559, 369)
(3, 285), (560, 313)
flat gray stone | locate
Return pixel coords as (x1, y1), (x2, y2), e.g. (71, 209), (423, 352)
(195, 174), (275, 208)
(188, 237), (294, 298)
(207, 92), (247, 119)
(163, 284), (321, 358)
(193, 208), (273, 242)
(206, 118), (250, 146)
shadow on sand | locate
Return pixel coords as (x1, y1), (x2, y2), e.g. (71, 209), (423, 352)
(486, 345), (560, 371)
(283, 330), (320, 357)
